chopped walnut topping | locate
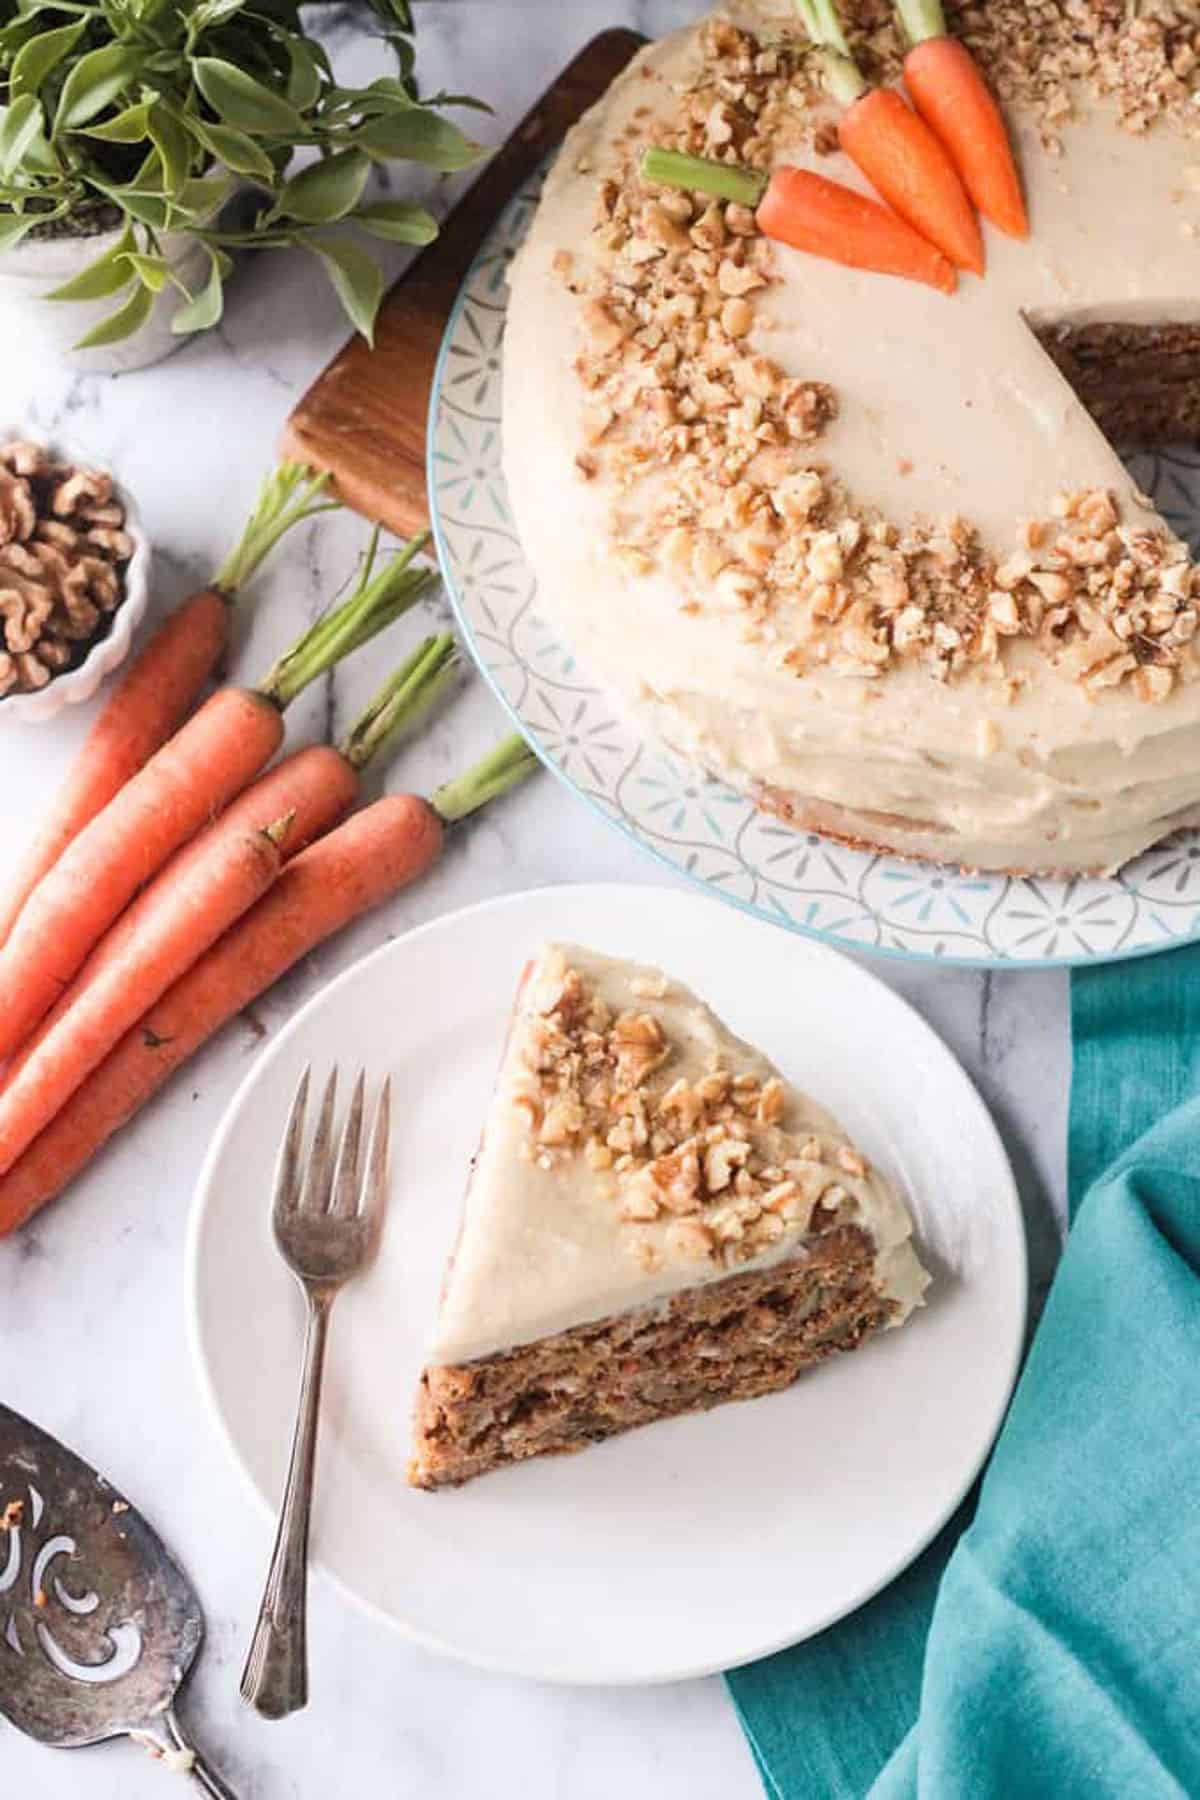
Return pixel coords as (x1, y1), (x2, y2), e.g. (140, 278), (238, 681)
(950, 0), (1200, 150)
(511, 956), (877, 1272)
(0, 1498), (22, 1532)
(562, 16), (838, 616)
(558, 10), (1200, 716)
(757, 1077), (785, 1126)
(667, 1219), (715, 1261)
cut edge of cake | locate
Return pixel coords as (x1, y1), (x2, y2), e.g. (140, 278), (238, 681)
(409, 944), (930, 1490)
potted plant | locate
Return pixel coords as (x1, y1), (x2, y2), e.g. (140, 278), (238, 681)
(0, 0), (482, 372)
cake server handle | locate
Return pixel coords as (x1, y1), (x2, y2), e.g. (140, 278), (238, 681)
(167, 1707), (241, 1800)
(131, 1709), (240, 1799)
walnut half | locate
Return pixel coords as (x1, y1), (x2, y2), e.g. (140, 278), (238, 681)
(0, 439), (131, 697)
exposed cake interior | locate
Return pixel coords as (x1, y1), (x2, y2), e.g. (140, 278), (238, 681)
(410, 944), (929, 1489)
(1033, 320), (1200, 447)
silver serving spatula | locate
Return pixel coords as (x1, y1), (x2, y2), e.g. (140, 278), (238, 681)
(0, 1402), (237, 1796)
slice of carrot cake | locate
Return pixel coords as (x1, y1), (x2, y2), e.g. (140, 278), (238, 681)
(409, 944), (929, 1489)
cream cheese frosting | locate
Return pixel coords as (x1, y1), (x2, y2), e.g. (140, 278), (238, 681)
(428, 944), (929, 1367)
(502, 2), (1200, 873)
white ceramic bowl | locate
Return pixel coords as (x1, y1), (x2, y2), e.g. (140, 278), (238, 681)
(0, 428), (151, 725)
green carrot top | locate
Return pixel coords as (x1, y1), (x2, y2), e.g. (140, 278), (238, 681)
(894, 0), (951, 47)
(257, 528), (438, 711)
(340, 634), (460, 772)
(794, 0), (874, 103)
(214, 463), (340, 599)
(642, 147), (767, 209)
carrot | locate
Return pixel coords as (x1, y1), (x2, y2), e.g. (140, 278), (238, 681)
(641, 148), (956, 294)
(794, 0), (984, 275)
(0, 687), (284, 1066)
(0, 735), (539, 1233)
(836, 87), (984, 275)
(0, 534), (438, 1064)
(2, 634), (460, 1078)
(756, 165), (957, 293)
(0, 591), (225, 951)
(897, 1), (1028, 240)
(0, 815), (292, 1177)
(2, 744), (354, 1079)
(0, 465), (338, 949)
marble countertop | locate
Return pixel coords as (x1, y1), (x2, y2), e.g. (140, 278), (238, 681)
(0, 4), (1069, 1795)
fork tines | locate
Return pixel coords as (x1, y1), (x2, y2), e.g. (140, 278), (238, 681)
(274, 1066), (391, 1225)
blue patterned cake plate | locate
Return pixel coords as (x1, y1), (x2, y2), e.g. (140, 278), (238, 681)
(428, 171), (1200, 971)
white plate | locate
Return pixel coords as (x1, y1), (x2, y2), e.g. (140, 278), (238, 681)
(428, 167), (1200, 969)
(187, 884), (1026, 1685)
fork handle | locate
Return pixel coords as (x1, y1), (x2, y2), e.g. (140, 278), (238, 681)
(240, 1288), (333, 1719)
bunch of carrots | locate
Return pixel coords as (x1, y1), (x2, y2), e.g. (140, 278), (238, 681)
(0, 467), (538, 1236)
(643, 0), (1028, 295)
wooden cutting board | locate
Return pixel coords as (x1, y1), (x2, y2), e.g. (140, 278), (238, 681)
(281, 28), (646, 539)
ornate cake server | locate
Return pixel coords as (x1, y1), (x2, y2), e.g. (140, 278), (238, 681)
(0, 1402), (236, 1796)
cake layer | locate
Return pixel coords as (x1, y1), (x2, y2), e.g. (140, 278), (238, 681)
(411, 1224), (892, 1488)
(502, 2), (1200, 875)
(1035, 322), (1200, 444)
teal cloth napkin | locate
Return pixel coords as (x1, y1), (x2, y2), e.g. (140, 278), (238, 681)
(727, 947), (1200, 1797)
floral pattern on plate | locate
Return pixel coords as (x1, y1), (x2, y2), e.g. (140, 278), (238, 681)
(428, 173), (1200, 970)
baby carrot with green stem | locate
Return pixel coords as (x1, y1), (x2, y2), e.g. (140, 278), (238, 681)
(0, 464), (338, 950)
(0, 734), (540, 1233)
(0, 534), (437, 1065)
(894, 0), (1028, 240)
(794, 0), (984, 275)
(0, 638), (459, 1176)
(641, 147), (957, 294)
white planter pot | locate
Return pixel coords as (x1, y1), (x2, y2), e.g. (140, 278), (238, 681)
(0, 219), (214, 376)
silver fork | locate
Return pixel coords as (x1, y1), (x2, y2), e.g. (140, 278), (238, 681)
(240, 1066), (391, 1720)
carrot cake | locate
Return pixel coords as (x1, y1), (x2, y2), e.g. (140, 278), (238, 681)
(502, 1), (1200, 875)
(409, 945), (928, 1489)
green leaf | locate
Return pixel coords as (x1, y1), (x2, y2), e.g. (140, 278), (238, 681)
(81, 100), (154, 143)
(174, 173), (230, 217)
(307, 236), (383, 344)
(10, 20), (87, 100)
(277, 148), (369, 224)
(0, 15), (44, 60)
(131, 144), (163, 188)
(148, 102), (192, 195)
(192, 57), (304, 136)
(183, 115), (273, 180)
(0, 212), (37, 251)
(188, 0), (248, 29)
(0, 95), (44, 178)
(126, 250), (168, 292)
(424, 91), (494, 115)
(54, 43), (144, 133)
(283, 36), (323, 111)
(364, 76), (417, 104)
(45, 225), (137, 301)
(352, 198), (437, 245)
(170, 244), (225, 333)
(355, 107), (481, 172)
(73, 279), (155, 349)
(91, 177), (170, 229)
